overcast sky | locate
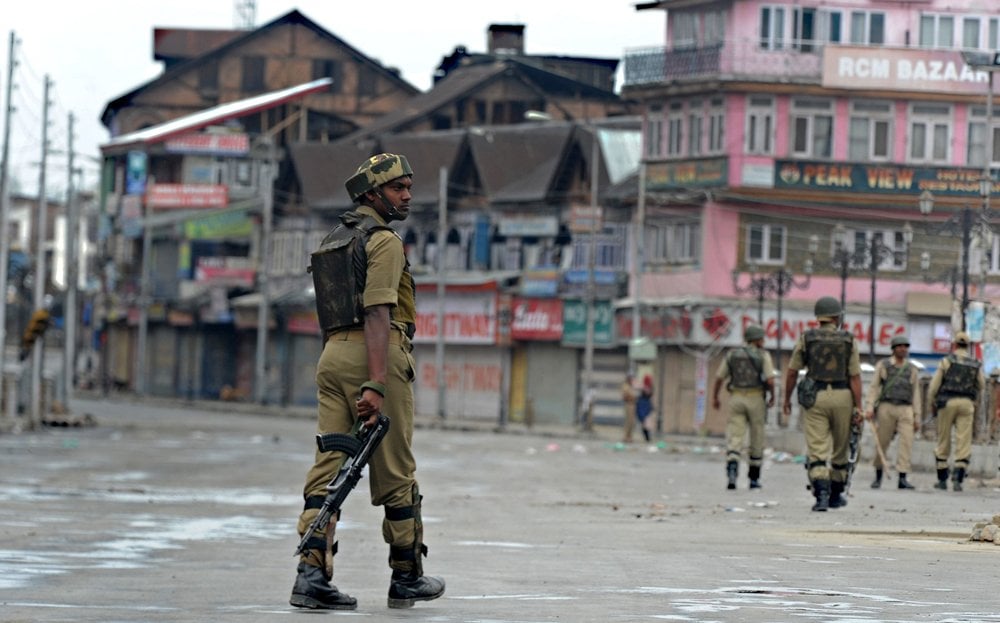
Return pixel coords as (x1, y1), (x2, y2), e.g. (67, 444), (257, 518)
(0, 1), (664, 198)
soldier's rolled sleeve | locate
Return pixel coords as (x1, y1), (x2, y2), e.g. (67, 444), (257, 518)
(847, 339), (862, 376)
(363, 230), (404, 309)
(787, 337), (805, 370)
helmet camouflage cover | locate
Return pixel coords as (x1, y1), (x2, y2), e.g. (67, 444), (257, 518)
(814, 295), (842, 319)
(345, 153), (413, 202)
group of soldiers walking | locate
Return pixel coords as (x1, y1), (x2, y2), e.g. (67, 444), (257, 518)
(714, 296), (985, 511)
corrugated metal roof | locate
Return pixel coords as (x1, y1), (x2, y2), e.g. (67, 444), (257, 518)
(468, 124), (575, 203)
(380, 132), (467, 206)
(288, 139), (376, 211)
(100, 78), (334, 154)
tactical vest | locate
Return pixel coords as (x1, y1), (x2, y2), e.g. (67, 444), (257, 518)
(939, 354), (981, 400)
(881, 361), (915, 404)
(728, 347), (763, 389)
(309, 211), (391, 335)
(803, 328), (853, 383)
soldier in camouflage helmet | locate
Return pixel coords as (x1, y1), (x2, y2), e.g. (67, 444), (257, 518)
(291, 153), (445, 610)
(782, 296), (863, 511)
(864, 334), (921, 490)
(713, 324), (775, 489)
(927, 331), (984, 492)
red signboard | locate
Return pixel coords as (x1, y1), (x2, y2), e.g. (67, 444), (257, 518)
(147, 183), (228, 209)
(510, 297), (563, 341)
(165, 132), (250, 155)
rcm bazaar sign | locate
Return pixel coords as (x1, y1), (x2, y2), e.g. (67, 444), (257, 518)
(823, 46), (994, 94)
(413, 293), (497, 345)
(510, 297), (563, 341)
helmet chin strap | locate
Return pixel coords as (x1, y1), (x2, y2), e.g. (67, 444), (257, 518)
(376, 188), (401, 219)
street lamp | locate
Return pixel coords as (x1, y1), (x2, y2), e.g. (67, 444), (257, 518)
(830, 223), (866, 313)
(864, 224), (912, 363)
(918, 190), (988, 332)
(732, 234), (817, 373)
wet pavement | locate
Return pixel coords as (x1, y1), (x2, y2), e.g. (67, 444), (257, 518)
(1, 396), (999, 622)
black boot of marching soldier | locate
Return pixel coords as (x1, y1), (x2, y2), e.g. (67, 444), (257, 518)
(897, 473), (915, 489)
(726, 461), (738, 490)
(290, 562), (357, 610)
(385, 487), (445, 609)
(829, 481), (847, 508)
(934, 468), (949, 490)
(870, 468), (883, 489)
(952, 467), (966, 492)
(811, 480), (830, 512)
(748, 464), (762, 489)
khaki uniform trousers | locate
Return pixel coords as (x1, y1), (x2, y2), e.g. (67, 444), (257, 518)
(873, 402), (915, 472)
(298, 327), (418, 550)
(725, 389), (767, 466)
(935, 397), (975, 470)
(622, 401), (637, 442)
(803, 387), (854, 482)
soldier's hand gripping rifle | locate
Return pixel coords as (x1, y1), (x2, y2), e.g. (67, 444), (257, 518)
(294, 414), (390, 556)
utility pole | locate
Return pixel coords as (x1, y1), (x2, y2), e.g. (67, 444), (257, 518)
(0, 32), (17, 421)
(254, 138), (275, 404)
(63, 111), (79, 409)
(435, 166), (447, 419)
(582, 123), (600, 432)
(29, 74), (52, 427)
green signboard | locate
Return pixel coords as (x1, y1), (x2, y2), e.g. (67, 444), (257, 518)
(561, 299), (614, 346)
(774, 160), (997, 197)
(184, 208), (254, 239)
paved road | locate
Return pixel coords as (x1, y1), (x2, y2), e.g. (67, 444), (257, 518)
(1, 397), (999, 622)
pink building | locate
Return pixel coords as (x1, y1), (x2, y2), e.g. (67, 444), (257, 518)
(619, 0), (1000, 433)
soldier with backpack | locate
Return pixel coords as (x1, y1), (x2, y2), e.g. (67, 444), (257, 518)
(291, 153), (445, 610)
(713, 324), (775, 490)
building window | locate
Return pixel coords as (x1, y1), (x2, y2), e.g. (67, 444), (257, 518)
(991, 17), (1000, 49)
(850, 229), (910, 271)
(708, 98), (725, 153)
(647, 221), (700, 265)
(849, 11), (885, 44)
(966, 105), (1000, 167)
(241, 56), (266, 92)
(571, 224), (628, 271)
(645, 105), (664, 158)
(745, 96), (774, 155)
(919, 14), (955, 48)
(667, 102), (684, 156)
(963, 17), (981, 49)
(848, 100), (892, 161)
(704, 11), (725, 46)
(790, 98), (833, 158)
(672, 11), (700, 49)
(746, 223), (785, 265)
(908, 103), (951, 163)
(688, 100), (703, 157)
(760, 6), (786, 50)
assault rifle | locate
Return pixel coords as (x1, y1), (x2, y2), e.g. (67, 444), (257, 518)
(294, 414), (390, 556)
(844, 409), (863, 494)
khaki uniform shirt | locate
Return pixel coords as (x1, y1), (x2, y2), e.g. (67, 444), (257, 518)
(357, 205), (416, 332)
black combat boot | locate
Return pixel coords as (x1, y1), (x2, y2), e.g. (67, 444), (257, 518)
(748, 465), (762, 489)
(934, 468), (949, 490)
(290, 562), (357, 610)
(811, 480), (830, 512)
(726, 461), (738, 490)
(388, 568), (446, 609)
(870, 468), (883, 489)
(897, 473), (915, 489)
(829, 481), (848, 508)
(952, 467), (966, 492)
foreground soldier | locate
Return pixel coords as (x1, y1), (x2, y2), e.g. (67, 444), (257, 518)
(291, 153), (445, 610)
(782, 296), (863, 511)
(865, 334), (921, 490)
(927, 331), (984, 492)
(712, 324), (775, 490)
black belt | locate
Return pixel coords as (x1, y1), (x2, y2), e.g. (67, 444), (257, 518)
(885, 399), (911, 406)
(814, 380), (849, 390)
